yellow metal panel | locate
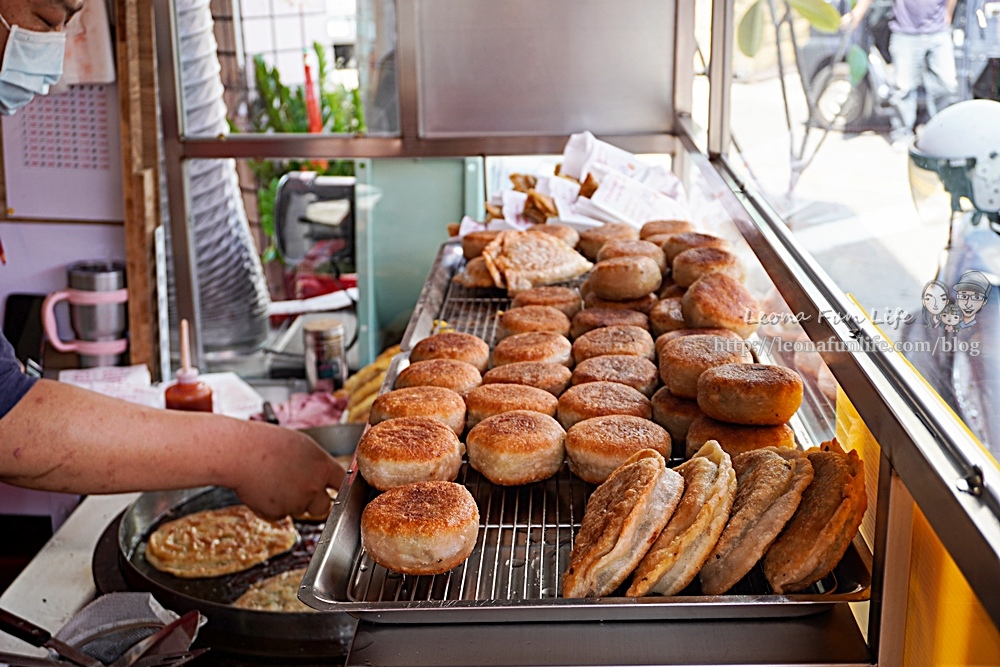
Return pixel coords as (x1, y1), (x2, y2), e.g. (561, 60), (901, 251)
(902, 508), (1000, 667)
(835, 387), (880, 550)
(836, 370), (1000, 666)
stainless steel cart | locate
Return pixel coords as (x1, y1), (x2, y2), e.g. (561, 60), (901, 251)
(151, 0), (1000, 663)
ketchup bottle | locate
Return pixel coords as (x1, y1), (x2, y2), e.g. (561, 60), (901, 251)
(165, 319), (214, 413)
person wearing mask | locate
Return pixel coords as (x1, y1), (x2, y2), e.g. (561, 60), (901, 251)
(843, 0), (959, 145)
(0, 0), (346, 520)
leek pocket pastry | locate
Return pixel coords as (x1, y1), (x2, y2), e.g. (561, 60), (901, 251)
(562, 449), (684, 598)
(699, 447), (814, 595)
(763, 439), (866, 594)
(628, 440), (736, 596)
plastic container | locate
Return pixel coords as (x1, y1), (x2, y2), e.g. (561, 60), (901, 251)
(304, 319), (348, 393)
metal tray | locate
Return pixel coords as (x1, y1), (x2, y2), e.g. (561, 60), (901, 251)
(300, 241), (873, 623)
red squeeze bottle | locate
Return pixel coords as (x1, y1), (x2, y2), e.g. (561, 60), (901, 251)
(165, 319), (214, 413)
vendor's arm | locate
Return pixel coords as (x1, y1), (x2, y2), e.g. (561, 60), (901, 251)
(0, 379), (346, 520)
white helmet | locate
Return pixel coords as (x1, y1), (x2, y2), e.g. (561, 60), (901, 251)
(909, 99), (1000, 226)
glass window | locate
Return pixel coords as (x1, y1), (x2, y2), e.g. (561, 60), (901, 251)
(722, 0), (1000, 454)
(174, 0), (396, 137)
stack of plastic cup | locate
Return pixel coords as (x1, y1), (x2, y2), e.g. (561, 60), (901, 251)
(163, 0), (271, 355)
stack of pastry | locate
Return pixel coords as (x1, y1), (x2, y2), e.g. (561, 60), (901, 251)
(652, 333), (750, 457)
(685, 362), (804, 460)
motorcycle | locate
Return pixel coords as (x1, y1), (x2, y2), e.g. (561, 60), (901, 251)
(800, 0), (1000, 132)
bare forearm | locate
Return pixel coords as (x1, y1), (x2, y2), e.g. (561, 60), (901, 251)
(0, 380), (345, 522)
(0, 380), (255, 493)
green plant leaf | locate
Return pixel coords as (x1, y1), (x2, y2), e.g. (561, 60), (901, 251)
(789, 0), (842, 33)
(846, 43), (869, 85)
(737, 1), (766, 57)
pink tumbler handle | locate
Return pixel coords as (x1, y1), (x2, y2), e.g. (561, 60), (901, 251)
(42, 289), (75, 352)
(41, 288), (129, 355)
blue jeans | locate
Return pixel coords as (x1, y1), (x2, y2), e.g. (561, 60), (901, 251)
(888, 30), (958, 137)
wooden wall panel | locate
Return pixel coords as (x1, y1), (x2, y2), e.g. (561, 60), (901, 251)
(115, 0), (162, 378)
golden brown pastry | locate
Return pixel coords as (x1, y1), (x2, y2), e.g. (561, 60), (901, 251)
(628, 441), (736, 596)
(583, 292), (659, 315)
(572, 325), (656, 365)
(577, 223), (640, 261)
(571, 308), (650, 339)
(651, 387), (703, 450)
(522, 189), (558, 225)
(527, 223), (580, 249)
(571, 354), (659, 397)
(557, 381), (652, 430)
(649, 297), (686, 337)
(657, 284), (687, 300)
(510, 173), (537, 192)
(696, 363), (804, 426)
(356, 417), (465, 491)
(361, 481), (479, 576)
(410, 332), (491, 373)
(672, 247), (745, 288)
(644, 233), (681, 248)
(492, 332), (573, 368)
(588, 256), (663, 301)
(496, 305), (572, 340)
(466, 410), (566, 485)
(597, 239), (668, 274)
(464, 382), (559, 429)
(482, 230), (593, 293)
(453, 257), (497, 289)
(655, 327), (744, 352)
(681, 273), (760, 339)
(579, 172), (600, 198)
(658, 334), (750, 399)
(395, 358), (483, 398)
(699, 448), (814, 595)
(685, 416), (796, 459)
(763, 440), (866, 593)
(233, 568), (315, 612)
(565, 415), (672, 484)
(481, 361), (572, 397)
(662, 232), (731, 265)
(562, 449), (684, 597)
(146, 506), (298, 579)
(462, 231), (501, 260)
(640, 219), (695, 240)
(511, 286), (582, 319)
(369, 386), (467, 436)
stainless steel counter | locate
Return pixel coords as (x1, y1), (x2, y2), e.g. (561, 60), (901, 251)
(346, 605), (871, 666)
(0, 493), (871, 667)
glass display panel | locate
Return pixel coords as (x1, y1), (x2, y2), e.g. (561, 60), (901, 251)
(722, 0), (1000, 457)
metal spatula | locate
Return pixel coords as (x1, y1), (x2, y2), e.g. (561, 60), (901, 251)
(0, 608), (103, 667)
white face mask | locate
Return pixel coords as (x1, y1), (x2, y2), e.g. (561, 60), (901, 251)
(0, 11), (66, 115)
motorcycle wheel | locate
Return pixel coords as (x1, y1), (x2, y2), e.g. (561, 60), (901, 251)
(808, 61), (871, 131)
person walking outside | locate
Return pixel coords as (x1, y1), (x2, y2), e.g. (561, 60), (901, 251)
(843, 0), (959, 145)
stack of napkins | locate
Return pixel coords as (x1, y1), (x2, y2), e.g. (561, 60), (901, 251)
(460, 131), (690, 238)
